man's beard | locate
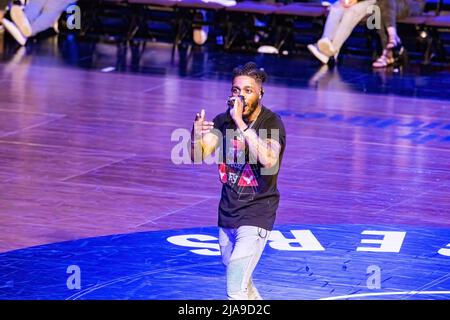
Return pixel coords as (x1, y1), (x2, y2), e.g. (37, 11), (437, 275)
(243, 99), (259, 119)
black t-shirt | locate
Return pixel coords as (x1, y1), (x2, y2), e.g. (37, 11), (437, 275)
(212, 106), (286, 231)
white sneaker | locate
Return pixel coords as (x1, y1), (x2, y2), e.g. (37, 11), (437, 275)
(257, 45), (279, 54)
(10, 5), (32, 37)
(317, 37), (336, 57)
(307, 44), (329, 64)
(1, 18), (27, 46)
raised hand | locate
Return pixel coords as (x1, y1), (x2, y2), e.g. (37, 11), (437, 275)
(193, 109), (214, 139)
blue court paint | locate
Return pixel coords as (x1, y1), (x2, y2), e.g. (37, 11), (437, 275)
(423, 122), (443, 129)
(302, 113), (328, 120)
(375, 119), (400, 128)
(400, 120), (425, 128)
(0, 224), (449, 300)
(347, 117), (381, 127)
(328, 115), (345, 122)
(276, 110), (450, 145)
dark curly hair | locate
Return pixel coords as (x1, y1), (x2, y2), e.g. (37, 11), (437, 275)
(232, 62), (268, 86)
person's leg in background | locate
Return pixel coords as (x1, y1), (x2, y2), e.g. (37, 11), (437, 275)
(321, 1), (346, 47)
(308, 1), (345, 64)
(308, 0), (376, 64)
(373, 0), (396, 67)
(372, 12), (394, 67)
(1, 0), (31, 45)
(219, 226), (271, 300)
(10, 0), (45, 38)
(381, 0), (416, 48)
(373, 0), (425, 67)
(27, 0), (73, 36)
(378, 0), (397, 48)
(378, 0), (424, 49)
(3, 0), (66, 45)
(323, 0), (376, 56)
(23, 0), (48, 26)
(2, 0), (47, 45)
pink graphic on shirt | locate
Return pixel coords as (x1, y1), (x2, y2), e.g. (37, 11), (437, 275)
(238, 164), (258, 187)
(219, 163), (227, 184)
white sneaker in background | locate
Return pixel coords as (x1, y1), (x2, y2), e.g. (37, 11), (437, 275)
(257, 45), (279, 55)
(317, 37), (336, 57)
(307, 43), (329, 64)
(10, 5), (32, 37)
(1, 18), (27, 46)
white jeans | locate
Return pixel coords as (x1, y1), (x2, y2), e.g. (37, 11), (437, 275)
(24, 0), (74, 36)
(322, 0), (377, 53)
(219, 225), (271, 300)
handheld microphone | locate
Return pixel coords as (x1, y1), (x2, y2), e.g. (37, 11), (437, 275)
(227, 95), (246, 108)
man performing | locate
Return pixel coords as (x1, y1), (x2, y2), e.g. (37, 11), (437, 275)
(190, 61), (286, 300)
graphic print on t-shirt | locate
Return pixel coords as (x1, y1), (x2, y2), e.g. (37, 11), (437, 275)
(219, 163), (227, 184)
(219, 136), (258, 201)
(238, 163), (258, 187)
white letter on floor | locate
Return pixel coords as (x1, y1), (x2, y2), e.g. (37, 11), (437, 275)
(357, 230), (406, 253)
(167, 234), (220, 256)
(268, 230), (325, 251)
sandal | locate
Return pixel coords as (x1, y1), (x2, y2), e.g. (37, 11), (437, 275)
(387, 37), (405, 59)
(372, 49), (395, 68)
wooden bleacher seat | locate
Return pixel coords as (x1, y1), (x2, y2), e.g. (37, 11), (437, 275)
(175, 0), (227, 10)
(274, 3), (327, 18)
(128, 0), (178, 7)
(426, 12), (450, 27)
(224, 1), (281, 14)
